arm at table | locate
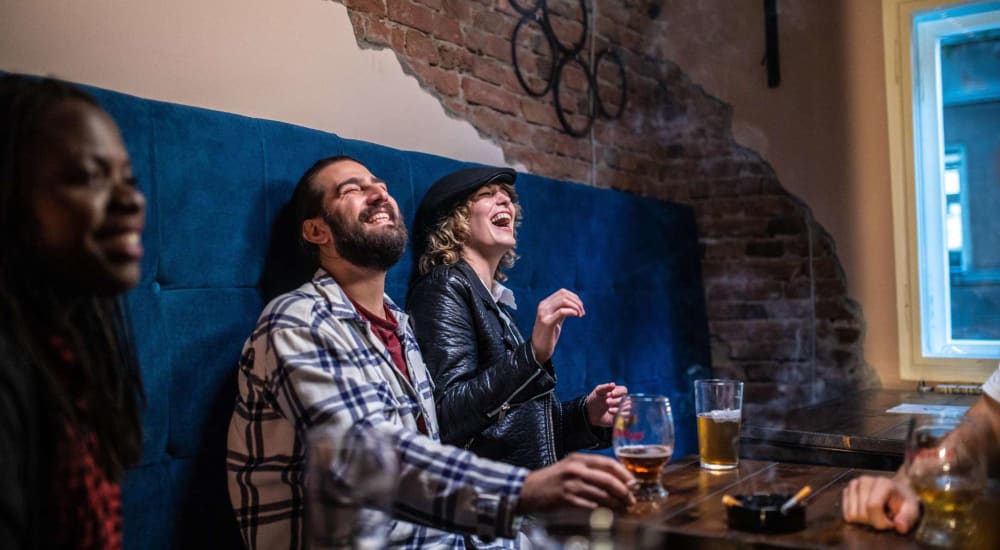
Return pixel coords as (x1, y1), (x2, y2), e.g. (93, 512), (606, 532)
(943, 392), (1000, 478)
(842, 392), (1000, 533)
(842, 472), (920, 534)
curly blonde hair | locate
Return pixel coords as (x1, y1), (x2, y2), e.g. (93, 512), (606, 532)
(418, 183), (521, 282)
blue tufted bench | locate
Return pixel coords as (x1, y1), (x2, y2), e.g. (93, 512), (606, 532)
(68, 82), (712, 549)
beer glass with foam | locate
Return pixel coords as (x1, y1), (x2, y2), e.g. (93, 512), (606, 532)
(612, 394), (674, 502)
(694, 379), (743, 470)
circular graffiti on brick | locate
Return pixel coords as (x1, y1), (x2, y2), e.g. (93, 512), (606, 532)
(510, 0), (626, 136)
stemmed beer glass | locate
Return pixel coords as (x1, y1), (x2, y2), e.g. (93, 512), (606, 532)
(904, 414), (986, 548)
(613, 394), (675, 503)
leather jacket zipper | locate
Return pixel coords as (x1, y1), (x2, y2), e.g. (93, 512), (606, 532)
(543, 394), (557, 461)
(486, 368), (546, 420)
(486, 376), (555, 422)
(470, 389), (557, 456)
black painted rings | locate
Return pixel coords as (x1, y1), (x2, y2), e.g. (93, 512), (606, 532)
(509, 0), (626, 137)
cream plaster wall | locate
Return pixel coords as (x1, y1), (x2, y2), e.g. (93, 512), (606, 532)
(0, 0), (507, 167)
(841, 0), (902, 388)
(0, 0), (907, 386)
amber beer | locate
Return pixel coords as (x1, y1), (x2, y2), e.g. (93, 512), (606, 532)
(912, 475), (981, 514)
(696, 409), (741, 470)
(909, 473), (982, 544)
(694, 379), (744, 471)
(616, 444), (673, 485)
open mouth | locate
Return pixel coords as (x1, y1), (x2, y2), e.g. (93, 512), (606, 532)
(363, 207), (395, 225)
(490, 212), (512, 229)
(99, 230), (144, 261)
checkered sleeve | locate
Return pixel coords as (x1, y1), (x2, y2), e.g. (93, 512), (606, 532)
(267, 316), (529, 541)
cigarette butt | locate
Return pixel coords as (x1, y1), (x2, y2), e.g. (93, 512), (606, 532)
(780, 485), (812, 514)
(722, 494), (741, 507)
(791, 485), (812, 502)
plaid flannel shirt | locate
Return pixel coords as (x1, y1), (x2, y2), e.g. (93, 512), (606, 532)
(227, 270), (529, 549)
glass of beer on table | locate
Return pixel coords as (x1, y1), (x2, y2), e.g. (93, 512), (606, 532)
(694, 379), (743, 470)
(613, 394), (674, 502)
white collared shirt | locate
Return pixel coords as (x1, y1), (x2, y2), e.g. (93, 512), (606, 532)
(483, 278), (517, 310)
(476, 277), (533, 362)
(983, 364), (1000, 403)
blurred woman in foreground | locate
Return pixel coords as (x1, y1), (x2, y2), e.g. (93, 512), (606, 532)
(0, 75), (146, 550)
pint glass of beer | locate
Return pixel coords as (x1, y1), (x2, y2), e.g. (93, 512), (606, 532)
(694, 379), (743, 470)
(613, 394), (674, 502)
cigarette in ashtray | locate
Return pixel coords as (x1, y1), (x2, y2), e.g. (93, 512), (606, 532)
(779, 486), (812, 515)
(721, 494), (741, 507)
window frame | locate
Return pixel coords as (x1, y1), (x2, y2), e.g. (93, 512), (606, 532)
(882, 0), (999, 382)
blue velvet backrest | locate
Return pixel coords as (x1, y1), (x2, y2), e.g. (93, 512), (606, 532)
(80, 84), (711, 549)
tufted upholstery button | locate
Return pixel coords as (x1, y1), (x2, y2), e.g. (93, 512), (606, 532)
(151, 281), (161, 293)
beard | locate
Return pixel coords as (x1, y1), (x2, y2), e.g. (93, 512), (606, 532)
(324, 202), (407, 271)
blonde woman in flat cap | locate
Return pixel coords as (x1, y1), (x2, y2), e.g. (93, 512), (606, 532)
(406, 166), (627, 469)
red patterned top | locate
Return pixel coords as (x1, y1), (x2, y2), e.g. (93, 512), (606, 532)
(49, 335), (123, 550)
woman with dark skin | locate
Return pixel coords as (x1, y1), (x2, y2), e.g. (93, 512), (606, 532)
(407, 167), (627, 470)
(0, 75), (146, 550)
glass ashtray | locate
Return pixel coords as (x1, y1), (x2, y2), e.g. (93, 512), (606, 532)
(726, 493), (806, 533)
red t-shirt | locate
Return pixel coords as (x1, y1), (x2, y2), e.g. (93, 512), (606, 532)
(349, 300), (428, 435)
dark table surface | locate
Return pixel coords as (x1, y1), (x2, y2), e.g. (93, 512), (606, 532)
(539, 456), (1000, 549)
(740, 389), (979, 470)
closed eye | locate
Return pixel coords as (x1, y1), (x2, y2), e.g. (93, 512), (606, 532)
(337, 183), (362, 196)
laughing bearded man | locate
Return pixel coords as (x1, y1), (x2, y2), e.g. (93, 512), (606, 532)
(227, 156), (635, 550)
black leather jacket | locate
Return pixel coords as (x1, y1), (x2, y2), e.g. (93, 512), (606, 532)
(407, 260), (610, 470)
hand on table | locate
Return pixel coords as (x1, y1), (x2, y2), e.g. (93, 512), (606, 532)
(841, 474), (921, 534)
(518, 453), (635, 512)
(530, 289), (585, 364)
(585, 382), (628, 427)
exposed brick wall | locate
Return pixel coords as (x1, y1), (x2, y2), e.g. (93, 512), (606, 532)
(336, 0), (880, 414)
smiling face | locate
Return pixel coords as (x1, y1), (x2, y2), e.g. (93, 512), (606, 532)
(24, 98), (145, 297)
(462, 183), (519, 262)
(310, 159), (407, 271)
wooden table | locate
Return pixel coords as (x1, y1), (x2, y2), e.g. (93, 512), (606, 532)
(740, 389), (979, 470)
(539, 457), (1000, 549)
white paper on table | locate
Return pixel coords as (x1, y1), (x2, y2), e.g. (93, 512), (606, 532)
(885, 403), (969, 416)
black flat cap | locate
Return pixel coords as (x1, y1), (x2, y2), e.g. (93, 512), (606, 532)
(411, 166), (517, 257)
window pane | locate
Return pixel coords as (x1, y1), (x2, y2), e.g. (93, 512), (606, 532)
(942, 27), (1000, 341)
(946, 203), (962, 251)
(913, 2), (1000, 354)
(943, 167), (960, 195)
